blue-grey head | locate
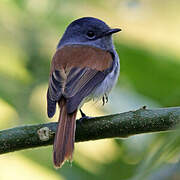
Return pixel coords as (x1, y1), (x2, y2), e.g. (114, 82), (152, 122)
(57, 17), (121, 52)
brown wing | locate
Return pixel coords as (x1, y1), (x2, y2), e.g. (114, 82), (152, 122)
(51, 44), (112, 73)
(47, 45), (113, 117)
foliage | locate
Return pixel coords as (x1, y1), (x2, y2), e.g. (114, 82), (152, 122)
(0, 0), (180, 179)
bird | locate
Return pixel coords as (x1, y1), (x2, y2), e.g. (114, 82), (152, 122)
(47, 17), (121, 168)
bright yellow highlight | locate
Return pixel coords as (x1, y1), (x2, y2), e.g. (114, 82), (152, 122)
(0, 46), (32, 83)
(0, 154), (64, 180)
(0, 99), (18, 129)
(74, 139), (119, 174)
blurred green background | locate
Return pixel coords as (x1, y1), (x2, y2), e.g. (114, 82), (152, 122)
(0, 0), (180, 179)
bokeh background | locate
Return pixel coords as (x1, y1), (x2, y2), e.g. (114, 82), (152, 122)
(0, 0), (180, 179)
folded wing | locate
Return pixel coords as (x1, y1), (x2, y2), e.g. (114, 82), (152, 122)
(47, 45), (113, 117)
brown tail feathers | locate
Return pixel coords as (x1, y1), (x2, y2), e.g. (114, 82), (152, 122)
(53, 98), (77, 168)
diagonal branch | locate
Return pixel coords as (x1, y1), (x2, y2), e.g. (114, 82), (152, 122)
(0, 107), (180, 155)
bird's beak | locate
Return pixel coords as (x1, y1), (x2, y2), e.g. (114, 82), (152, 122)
(105, 28), (121, 36)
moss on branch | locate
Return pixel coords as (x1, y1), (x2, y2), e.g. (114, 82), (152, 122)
(0, 107), (180, 154)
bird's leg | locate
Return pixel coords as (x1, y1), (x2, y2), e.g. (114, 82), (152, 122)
(102, 94), (108, 105)
(102, 96), (105, 106)
(77, 109), (91, 124)
(80, 109), (86, 118)
(105, 94), (108, 103)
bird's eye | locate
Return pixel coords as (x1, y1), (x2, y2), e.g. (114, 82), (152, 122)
(86, 31), (95, 39)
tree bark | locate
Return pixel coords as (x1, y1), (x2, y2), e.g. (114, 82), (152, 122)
(0, 107), (180, 154)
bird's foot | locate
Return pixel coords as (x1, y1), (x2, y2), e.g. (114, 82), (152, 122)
(77, 109), (92, 124)
(77, 116), (92, 124)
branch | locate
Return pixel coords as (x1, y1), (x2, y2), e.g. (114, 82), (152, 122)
(0, 107), (180, 155)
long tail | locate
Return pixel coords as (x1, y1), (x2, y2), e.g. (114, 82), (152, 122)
(53, 98), (77, 168)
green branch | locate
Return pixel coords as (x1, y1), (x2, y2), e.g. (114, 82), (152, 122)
(0, 107), (180, 154)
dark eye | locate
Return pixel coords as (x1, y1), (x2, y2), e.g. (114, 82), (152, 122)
(86, 31), (95, 39)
